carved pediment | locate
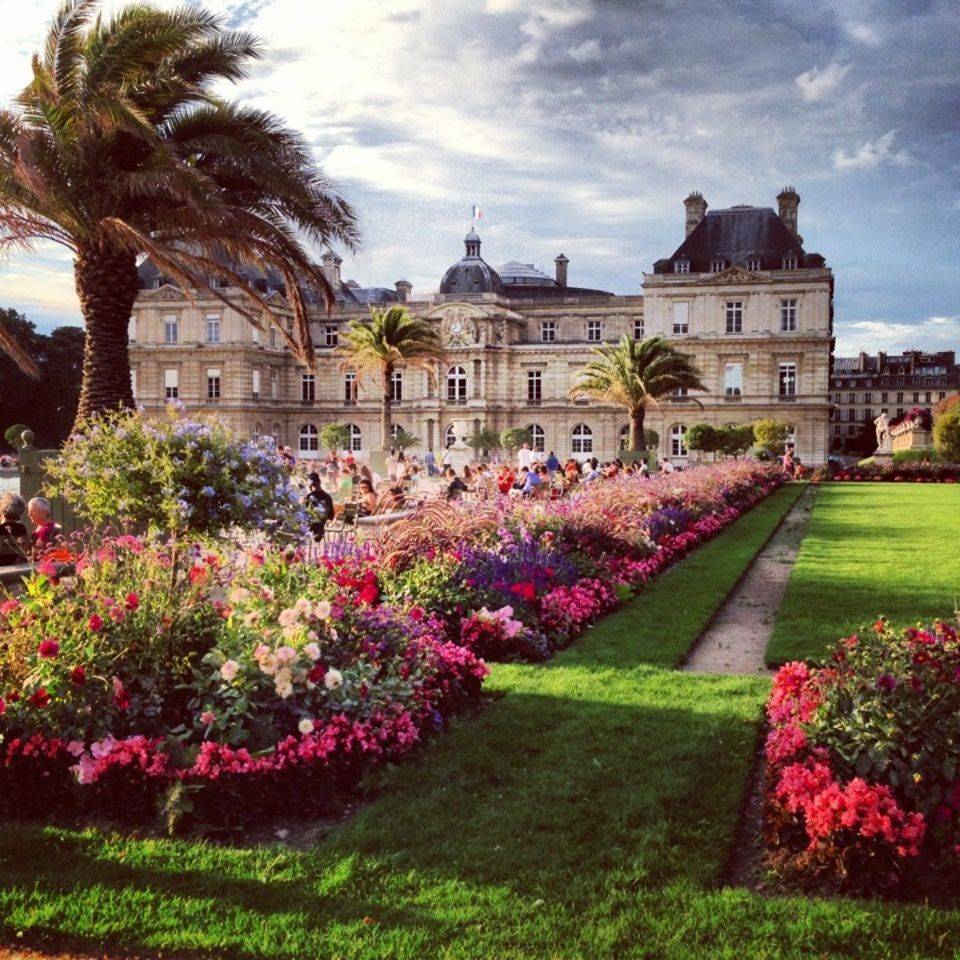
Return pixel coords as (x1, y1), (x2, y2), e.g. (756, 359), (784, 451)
(421, 301), (526, 347)
(707, 266), (770, 285)
(141, 283), (185, 301)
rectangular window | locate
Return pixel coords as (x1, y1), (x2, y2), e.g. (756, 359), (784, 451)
(269, 327), (277, 349)
(390, 371), (402, 403)
(633, 318), (644, 341)
(723, 362), (743, 397)
(780, 298), (797, 332)
(130, 368), (138, 399)
(913, 392), (920, 403)
(711, 258), (725, 272)
(206, 315), (220, 344)
(164, 368), (178, 400)
(324, 325), (338, 348)
(897, 407), (905, 417)
(163, 316), (178, 344)
(527, 370), (542, 404)
(848, 392), (856, 403)
(251, 324), (260, 344)
(252, 369), (261, 399)
(747, 257), (761, 271)
(540, 320), (556, 343)
(783, 255), (797, 269)
(725, 301), (743, 335)
(672, 301), (689, 335)
(270, 370), (278, 400)
(864, 392), (872, 404)
(586, 319), (602, 342)
(925, 391), (932, 403)
(779, 362), (797, 397)
(128, 316), (137, 342)
(881, 392), (888, 402)
(344, 372), (357, 405)
(674, 260), (690, 274)
(301, 374), (315, 403)
(939, 392), (947, 401)
(864, 408), (873, 423)
(897, 392), (903, 403)
(206, 368), (221, 401)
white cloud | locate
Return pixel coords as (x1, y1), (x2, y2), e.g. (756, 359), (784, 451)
(836, 316), (960, 354)
(568, 38), (602, 63)
(846, 22), (881, 45)
(833, 130), (911, 170)
(795, 62), (850, 102)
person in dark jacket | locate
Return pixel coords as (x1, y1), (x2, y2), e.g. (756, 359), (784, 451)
(306, 472), (334, 541)
(0, 492), (28, 565)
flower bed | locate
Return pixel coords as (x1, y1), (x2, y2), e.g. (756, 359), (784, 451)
(826, 461), (960, 483)
(0, 461), (783, 827)
(764, 619), (960, 894)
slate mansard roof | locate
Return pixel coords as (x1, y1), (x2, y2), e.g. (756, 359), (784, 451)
(652, 205), (826, 274)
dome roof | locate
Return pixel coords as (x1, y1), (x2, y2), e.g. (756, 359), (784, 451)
(498, 260), (556, 286)
(439, 229), (504, 295)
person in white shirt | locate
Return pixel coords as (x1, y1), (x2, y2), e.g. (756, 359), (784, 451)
(661, 458), (675, 474)
(517, 442), (533, 471)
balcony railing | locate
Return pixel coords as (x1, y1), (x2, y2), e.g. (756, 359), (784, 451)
(526, 397), (543, 406)
(723, 394), (742, 403)
(777, 394), (797, 403)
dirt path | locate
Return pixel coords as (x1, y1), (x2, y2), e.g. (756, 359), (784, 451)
(684, 484), (818, 676)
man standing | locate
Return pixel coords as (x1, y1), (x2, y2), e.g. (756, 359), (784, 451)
(517, 441), (533, 472)
(545, 450), (561, 474)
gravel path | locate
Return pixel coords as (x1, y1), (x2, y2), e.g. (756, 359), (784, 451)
(684, 484), (818, 676)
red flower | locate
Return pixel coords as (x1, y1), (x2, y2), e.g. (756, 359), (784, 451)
(0, 697), (5, 715)
(88, 614), (104, 632)
(38, 639), (60, 659)
(359, 583), (379, 605)
(873, 618), (886, 634)
(29, 687), (51, 708)
(125, 592), (140, 611)
(70, 666), (86, 686)
(510, 581), (536, 602)
(308, 664), (328, 684)
(112, 677), (131, 711)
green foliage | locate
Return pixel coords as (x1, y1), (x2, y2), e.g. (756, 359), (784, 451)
(319, 422), (351, 453)
(933, 409), (960, 462)
(45, 408), (307, 537)
(381, 555), (478, 619)
(753, 418), (790, 455)
(892, 449), (939, 464)
(391, 428), (420, 451)
(467, 428), (501, 453)
(500, 427), (531, 453)
(719, 424), (755, 457)
(684, 423), (719, 454)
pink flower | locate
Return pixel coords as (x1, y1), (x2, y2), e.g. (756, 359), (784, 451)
(88, 614), (104, 633)
(38, 639), (60, 659)
(125, 592), (140, 611)
(200, 710), (216, 726)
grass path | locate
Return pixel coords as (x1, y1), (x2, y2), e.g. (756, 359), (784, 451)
(3, 484), (960, 959)
(767, 483), (960, 666)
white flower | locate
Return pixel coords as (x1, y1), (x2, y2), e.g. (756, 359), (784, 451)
(314, 600), (332, 620)
(298, 717), (315, 735)
(324, 668), (343, 690)
(303, 642), (321, 661)
(258, 653), (279, 676)
(220, 659), (240, 682)
(295, 598), (312, 616)
(274, 667), (294, 699)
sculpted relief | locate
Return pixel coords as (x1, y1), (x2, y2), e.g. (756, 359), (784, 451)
(441, 308), (480, 347)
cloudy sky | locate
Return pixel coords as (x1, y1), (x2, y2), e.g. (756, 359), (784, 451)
(0, 0), (958, 355)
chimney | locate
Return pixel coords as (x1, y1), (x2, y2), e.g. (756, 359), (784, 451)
(395, 280), (412, 303)
(683, 192), (707, 237)
(777, 187), (802, 244)
(554, 253), (569, 287)
(321, 250), (342, 287)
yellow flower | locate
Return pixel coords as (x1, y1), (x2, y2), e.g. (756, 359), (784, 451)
(913, 772), (922, 783)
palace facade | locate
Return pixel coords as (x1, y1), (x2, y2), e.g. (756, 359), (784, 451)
(128, 188), (834, 464)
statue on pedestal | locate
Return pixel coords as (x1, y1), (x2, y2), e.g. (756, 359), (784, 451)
(874, 412), (892, 455)
(445, 419), (472, 472)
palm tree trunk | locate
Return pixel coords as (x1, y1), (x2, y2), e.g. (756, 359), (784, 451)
(381, 362), (393, 450)
(629, 407), (647, 452)
(73, 244), (140, 428)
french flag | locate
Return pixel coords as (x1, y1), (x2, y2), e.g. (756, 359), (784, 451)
(471, 204), (483, 220)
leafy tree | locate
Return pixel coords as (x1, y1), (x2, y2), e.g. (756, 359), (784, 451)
(500, 427), (531, 453)
(619, 428), (658, 452)
(0, 0), (358, 427)
(933, 409), (960, 462)
(391, 428), (420, 452)
(339, 306), (443, 450)
(467, 428), (501, 456)
(319, 423), (351, 455)
(684, 423), (720, 458)
(753, 419), (790, 456)
(571, 336), (706, 452)
(718, 424), (755, 458)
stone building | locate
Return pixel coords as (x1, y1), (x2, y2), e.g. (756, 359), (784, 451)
(830, 350), (960, 451)
(128, 188), (834, 464)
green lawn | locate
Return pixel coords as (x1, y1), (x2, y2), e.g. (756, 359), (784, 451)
(767, 483), (960, 667)
(4, 484), (960, 959)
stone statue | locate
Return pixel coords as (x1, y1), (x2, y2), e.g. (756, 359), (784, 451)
(874, 412), (891, 453)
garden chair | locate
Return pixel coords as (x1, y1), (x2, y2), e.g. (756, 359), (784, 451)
(325, 502), (360, 542)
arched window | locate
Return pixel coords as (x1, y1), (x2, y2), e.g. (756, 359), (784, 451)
(390, 370), (403, 403)
(670, 424), (688, 458)
(445, 424), (456, 448)
(299, 424), (318, 452)
(347, 423), (362, 452)
(571, 423), (593, 455)
(254, 422), (263, 438)
(272, 423), (282, 445)
(390, 423), (406, 440)
(527, 424), (545, 452)
(618, 424), (630, 451)
(446, 366), (467, 404)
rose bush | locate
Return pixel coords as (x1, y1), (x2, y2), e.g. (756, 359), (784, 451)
(764, 619), (960, 893)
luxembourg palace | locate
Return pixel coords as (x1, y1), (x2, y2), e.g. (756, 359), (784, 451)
(128, 188), (834, 465)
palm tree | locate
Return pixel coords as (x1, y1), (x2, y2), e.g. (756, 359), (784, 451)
(571, 335), (707, 454)
(338, 305), (443, 451)
(0, 0), (358, 426)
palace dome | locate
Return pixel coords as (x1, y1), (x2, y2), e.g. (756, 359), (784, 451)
(439, 230), (504, 295)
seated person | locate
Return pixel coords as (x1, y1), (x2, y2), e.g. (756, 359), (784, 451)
(521, 466), (543, 496)
(356, 480), (379, 517)
(496, 466), (516, 495)
(564, 459), (581, 484)
(27, 496), (61, 559)
(376, 484), (406, 513)
(583, 459), (602, 482)
(0, 492), (29, 566)
(444, 467), (468, 500)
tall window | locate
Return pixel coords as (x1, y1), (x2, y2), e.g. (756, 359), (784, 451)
(725, 301), (743, 335)
(269, 326), (277, 349)
(672, 301), (689, 335)
(527, 370), (542, 404)
(301, 373), (315, 403)
(206, 315), (220, 344)
(270, 370), (278, 399)
(206, 368), (221, 401)
(780, 298), (797, 332)
(390, 370), (403, 403)
(633, 318), (644, 341)
(324, 325), (338, 347)
(747, 257), (761, 271)
(670, 424), (688, 457)
(164, 368), (178, 400)
(527, 424), (545, 452)
(586, 319), (602, 342)
(710, 258), (725, 272)
(299, 424), (318, 452)
(724, 361), (743, 397)
(344, 372), (358, 405)
(347, 424), (362, 452)
(540, 320), (556, 343)
(864, 392), (873, 404)
(251, 323), (260, 344)
(128, 316), (137, 342)
(778, 362), (797, 397)
(252, 369), (261, 399)
(130, 368), (138, 400)
(163, 315), (179, 344)
(446, 366), (467, 403)
(848, 392), (856, 403)
(445, 424), (456, 448)
(782, 255), (797, 269)
(571, 423), (593, 454)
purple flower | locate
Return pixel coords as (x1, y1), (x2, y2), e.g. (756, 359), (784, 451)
(876, 673), (897, 692)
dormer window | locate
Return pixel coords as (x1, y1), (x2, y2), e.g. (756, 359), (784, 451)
(212, 276), (230, 289)
(674, 259), (690, 274)
(782, 254), (798, 270)
(747, 258), (761, 271)
(153, 278), (165, 289)
(710, 258), (725, 272)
